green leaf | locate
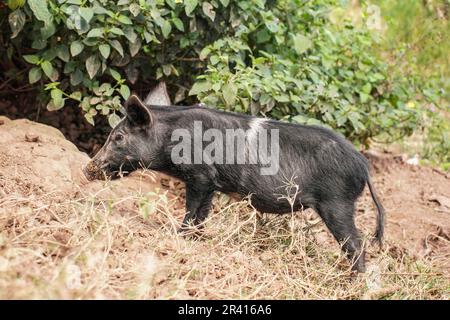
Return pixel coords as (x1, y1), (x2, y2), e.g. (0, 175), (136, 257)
(8, 8), (26, 39)
(161, 20), (172, 39)
(47, 100), (63, 111)
(362, 83), (372, 94)
(31, 39), (47, 50)
(189, 81), (211, 96)
(51, 89), (64, 109)
(119, 84), (130, 100)
(199, 47), (211, 60)
(86, 55), (101, 79)
(292, 115), (309, 124)
(129, 38), (141, 57)
(156, 68), (163, 80)
(80, 97), (90, 111)
(219, 0), (229, 7)
(129, 3), (141, 17)
(28, 67), (42, 84)
(23, 55), (40, 65)
(56, 45), (70, 62)
(150, 9), (164, 27)
(109, 40), (124, 56)
(202, 2), (215, 21)
(66, 0), (82, 5)
(256, 29), (271, 44)
(70, 41), (84, 56)
(162, 64), (172, 76)
(123, 26), (137, 43)
(109, 27), (125, 36)
(179, 37), (190, 48)
(265, 20), (278, 33)
(40, 21), (56, 39)
(165, 0), (176, 9)
(222, 83), (237, 106)
(41, 61), (54, 79)
(87, 28), (103, 38)
(274, 94), (290, 103)
(79, 7), (94, 23)
(210, 55), (220, 65)
(7, 0), (26, 10)
(84, 113), (95, 126)
(44, 82), (59, 91)
(69, 91), (82, 101)
(306, 118), (324, 126)
(99, 83), (113, 95)
(185, 0), (198, 16)
(83, 37), (98, 46)
(117, 15), (133, 25)
(172, 18), (184, 32)
(48, 98), (65, 111)
(292, 34), (312, 55)
(359, 92), (370, 103)
(28, 0), (52, 24)
(42, 48), (58, 61)
(173, 87), (185, 104)
(99, 44), (111, 59)
(90, 96), (102, 104)
(108, 113), (122, 128)
(73, 14), (90, 33)
(70, 69), (84, 86)
(49, 68), (59, 82)
(99, 105), (110, 115)
(109, 68), (121, 81)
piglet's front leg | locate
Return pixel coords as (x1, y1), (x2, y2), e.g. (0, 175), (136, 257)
(178, 183), (214, 235)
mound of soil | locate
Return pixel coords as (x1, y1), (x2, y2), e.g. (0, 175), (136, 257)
(0, 99), (109, 156)
(0, 116), (169, 200)
(0, 116), (91, 195)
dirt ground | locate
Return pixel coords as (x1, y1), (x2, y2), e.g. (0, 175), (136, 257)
(360, 152), (450, 272)
(0, 115), (448, 299)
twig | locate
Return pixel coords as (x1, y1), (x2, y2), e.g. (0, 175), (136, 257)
(176, 57), (202, 62)
(381, 272), (445, 277)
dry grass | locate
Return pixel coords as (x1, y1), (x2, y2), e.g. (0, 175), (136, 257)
(0, 185), (448, 300)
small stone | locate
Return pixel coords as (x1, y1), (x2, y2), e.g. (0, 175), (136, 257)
(25, 133), (39, 142)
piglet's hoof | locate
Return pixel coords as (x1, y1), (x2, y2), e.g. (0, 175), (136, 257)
(177, 225), (204, 239)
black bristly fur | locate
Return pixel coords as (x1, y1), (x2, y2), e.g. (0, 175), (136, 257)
(86, 95), (386, 273)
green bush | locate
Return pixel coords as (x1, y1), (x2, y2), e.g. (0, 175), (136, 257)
(3, 0), (424, 145)
(422, 111), (450, 170)
(373, 0), (449, 100)
(372, 0), (449, 168)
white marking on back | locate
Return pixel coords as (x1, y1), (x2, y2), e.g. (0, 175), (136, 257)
(247, 118), (268, 142)
(246, 118), (268, 164)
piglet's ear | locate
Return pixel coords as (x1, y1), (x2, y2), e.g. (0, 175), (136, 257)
(125, 95), (153, 127)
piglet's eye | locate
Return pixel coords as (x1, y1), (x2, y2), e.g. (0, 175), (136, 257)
(114, 133), (124, 142)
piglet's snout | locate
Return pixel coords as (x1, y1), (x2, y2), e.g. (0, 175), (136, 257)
(82, 158), (106, 181)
